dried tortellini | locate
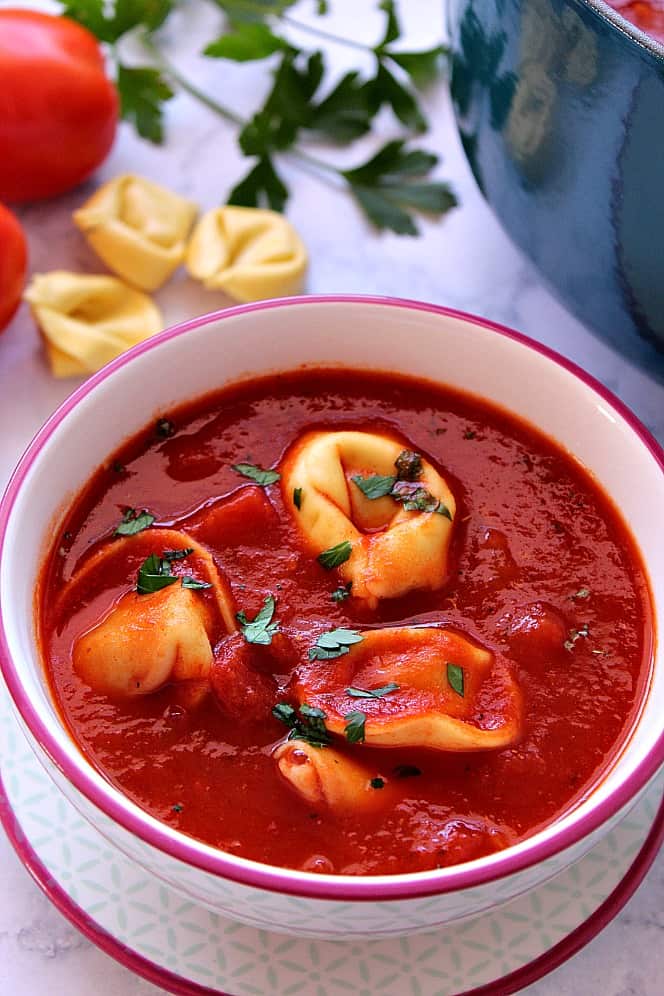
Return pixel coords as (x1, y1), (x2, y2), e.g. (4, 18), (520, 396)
(24, 271), (162, 378)
(73, 175), (198, 291)
(186, 206), (308, 301)
(282, 430), (456, 606)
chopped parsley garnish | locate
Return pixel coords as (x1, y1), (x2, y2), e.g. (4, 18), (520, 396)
(293, 487), (303, 509)
(351, 449), (453, 520)
(344, 710), (367, 743)
(394, 764), (422, 778)
(163, 547), (194, 561)
(136, 553), (179, 594)
(112, 460), (125, 473)
(331, 582), (353, 602)
(181, 577), (212, 590)
(272, 702), (332, 748)
(309, 628), (363, 661)
(446, 662), (465, 697)
(114, 508), (155, 536)
(156, 418), (175, 438)
(171, 803), (183, 813)
(345, 682), (399, 699)
(394, 449), (422, 481)
(564, 623), (590, 652)
(232, 462), (280, 486)
(370, 776), (385, 790)
(572, 587), (591, 600)
(463, 429), (476, 440)
(236, 595), (279, 645)
(317, 540), (352, 569)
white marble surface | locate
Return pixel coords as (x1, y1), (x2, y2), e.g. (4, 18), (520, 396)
(1, 2), (663, 993)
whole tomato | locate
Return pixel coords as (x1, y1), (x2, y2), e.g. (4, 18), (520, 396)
(0, 203), (28, 331)
(0, 10), (118, 202)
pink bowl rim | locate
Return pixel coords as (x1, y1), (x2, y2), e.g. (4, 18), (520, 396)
(0, 293), (663, 903)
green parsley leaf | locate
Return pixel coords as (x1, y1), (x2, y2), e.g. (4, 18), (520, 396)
(293, 487), (303, 510)
(162, 548), (194, 561)
(204, 22), (288, 61)
(136, 553), (178, 595)
(395, 449), (422, 481)
(232, 462), (281, 485)
(351, 474), (396, 499)
(375, 0), (400, 48)
(213, 0), (297, 23)
(309, 628), (363, 661)
(228, 156), (289, 211)
(367, 63), (426, 133)
(116, 64), (174, 145)
(346, 683), (399, 699)
(344, 710), (366, 743)
(181, 577), (212, 590)
(331, 582), (352, 603)
(273, 701), (332, 747)
(111, 460), (125, 473)
(317, 540), (352, 570)
(114, 508), (155, 537)
(309, 72), (373, 142)
(171, 802), (183, 813)
(387, 46), (449, 87)
(370, 776), (385, 789)
(390, 481), (453, 518)
(61, 0), (116, 41)
(236, 594), (279, 645)
(446, 662), (465, 697)
(156, 417), (176, 438)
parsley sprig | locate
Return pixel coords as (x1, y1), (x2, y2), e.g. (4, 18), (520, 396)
(61, 0), (456, 235)
(236, 594), (280, 645)
(136, 549), (212, 594)
(309, 627), (363, 661)
(273, 702), (332, 747)
(352, 448), (453, 518)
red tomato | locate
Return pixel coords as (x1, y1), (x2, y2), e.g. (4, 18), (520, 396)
(0, 10), (118, 203)
(0, 203), (27, 331)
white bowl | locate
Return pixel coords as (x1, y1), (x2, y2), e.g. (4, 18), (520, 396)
(1, 296), (662, 939)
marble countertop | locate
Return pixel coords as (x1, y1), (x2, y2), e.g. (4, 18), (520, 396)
(1, 2), (663, 993)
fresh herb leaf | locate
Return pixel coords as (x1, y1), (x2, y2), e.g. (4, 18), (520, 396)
(310, 71), (373, 142)
(464, 429), (476, 440)
(309, 628), (363, 661)
(272, 701), (332, 747)
(232, 462), (281, 485)
(181, 577), (212, 590)
(214, 0), (297, 22)
(345, 683), (399, 699)
(366, 62), (426, 133)
(293, 487), (303, 510)
(331, 582), (352, 603)
(204, 22), (288, 61)
(390, 481), (453, 519)
(136, 553), (178, 594)
(351, 473), (396, 499)
(388, 46), (448, 87)
(564, 623), (590, 652)
(114, 508), (155, 537)
(228, 155), (289, 211)
(116, 64), (174, 144)
(238, 50), (324, 156)
(171, 802), (183, 813)
(317, 540), (352, 569)
(394, 764), (421, 778)
(395, 449), (422, 481)
(375, 0), (400, 48)
(236, 594), (279, 644)
(155, 417), (176, 438)
(446, 662), (465, 697)
(344, 710), (367, 743)
(112, 460), (125, 473)
(370, 776), (385, 789)
(162, 548), (194, 561)
(572, 587), (591, 600)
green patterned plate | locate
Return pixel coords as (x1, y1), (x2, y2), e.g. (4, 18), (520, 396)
(1, 682), (663, 996)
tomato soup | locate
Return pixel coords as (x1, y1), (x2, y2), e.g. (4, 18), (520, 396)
(39, 370), (652, 875)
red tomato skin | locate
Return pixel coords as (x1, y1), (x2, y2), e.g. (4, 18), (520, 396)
(0, 203), (28, 331)
(0, 10), (118, 203)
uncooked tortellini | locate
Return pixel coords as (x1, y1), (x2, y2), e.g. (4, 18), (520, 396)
(73, 174), (198, 291)
(186, 206), (307, 301)
(25, 272), (162, 378)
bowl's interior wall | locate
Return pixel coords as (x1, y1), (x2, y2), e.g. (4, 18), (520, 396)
(2, 300), (662, 863)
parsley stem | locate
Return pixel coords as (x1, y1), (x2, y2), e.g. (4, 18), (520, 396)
(141, 35), (246, 128)
(280, 15), (376, 55)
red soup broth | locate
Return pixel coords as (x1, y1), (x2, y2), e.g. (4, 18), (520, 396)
(39, 369), (653, 876)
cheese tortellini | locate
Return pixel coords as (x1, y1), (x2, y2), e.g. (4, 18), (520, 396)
(185, 206), (308, 301)
(73, 175), (198, 291)
(73, 584), (215, 697)
(282, 431), (456, 606)
(294, 626), (522, 751)
(274, 739), (395, 814)
(24, 271), (162, 378)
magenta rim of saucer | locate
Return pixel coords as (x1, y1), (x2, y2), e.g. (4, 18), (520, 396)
(0, 294), (663, 903)
(1, 766), (663, 996)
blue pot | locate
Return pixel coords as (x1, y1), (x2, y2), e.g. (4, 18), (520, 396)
(447, 0), (664, 363)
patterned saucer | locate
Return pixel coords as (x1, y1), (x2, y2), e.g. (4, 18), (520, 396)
(1, 683), (663, 996)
